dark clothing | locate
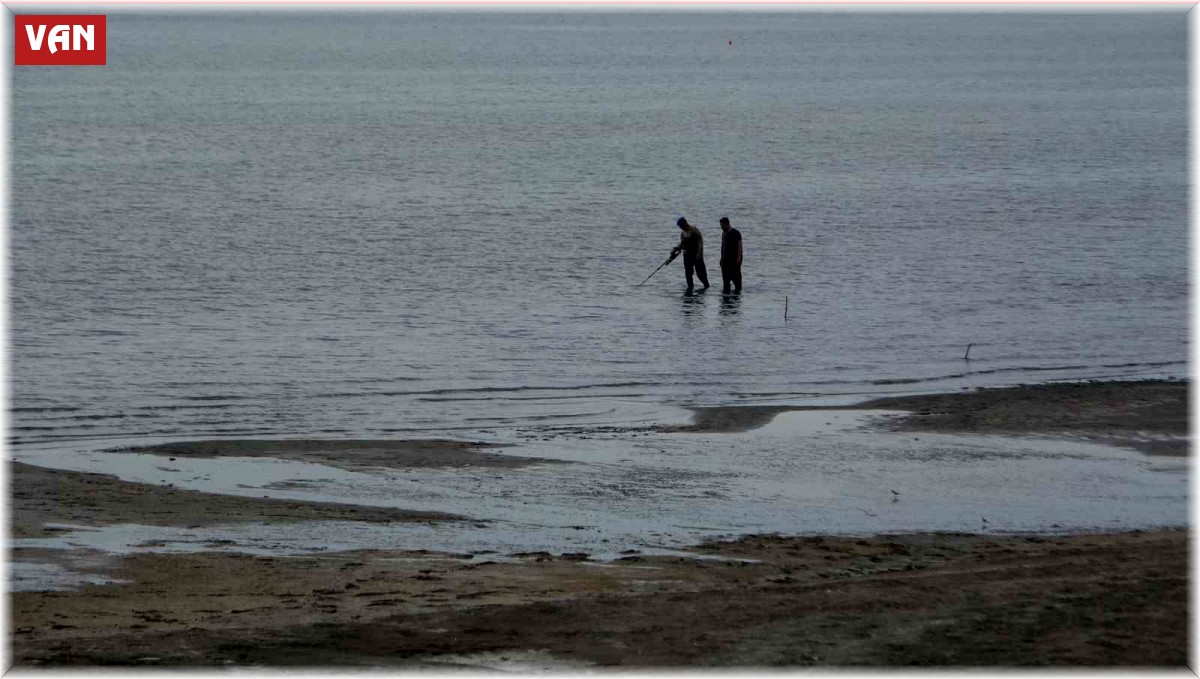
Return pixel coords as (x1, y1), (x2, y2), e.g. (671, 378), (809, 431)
(678, 225), (704, 259)
(721, 261), (741, 293)
(685, 253), (709, 291)
(720, 227), (742, 263)
(676, 225), (709, 290)
(720, 227), (742, 293)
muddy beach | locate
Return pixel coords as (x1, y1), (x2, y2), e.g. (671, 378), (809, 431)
(12, 529), (1187, 667)
(858, 379), (1189, 456)
(8, 380), (1189, 668)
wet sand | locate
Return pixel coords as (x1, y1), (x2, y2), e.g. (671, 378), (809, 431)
(674, 379), (1188, 456)
(107, 438), (560, 472)
(9, 380), (1190, 668)
(11, 530), (1187, 667)
(11, 462), (465, 540)
(858, 379), (1189, 456)
(662, 405), (812, 433)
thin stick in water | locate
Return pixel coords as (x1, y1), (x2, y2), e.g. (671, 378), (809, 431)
(784, 296), (789, 321)
(964, 343), (973, 360)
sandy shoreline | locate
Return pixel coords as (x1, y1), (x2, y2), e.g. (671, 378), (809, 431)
(8, 379), (1190, 667)
(675, 379), (1187, 441)
(11, 461), (466, 540)
(858, 379), (1189, 456)
(11, 529), (1187, 667)
(12, 439), (563, 539)
(106, 438), (558, 472)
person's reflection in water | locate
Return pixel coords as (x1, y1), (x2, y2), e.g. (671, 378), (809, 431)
(681, 288), (707, 318)
(719, 290), (741, 317)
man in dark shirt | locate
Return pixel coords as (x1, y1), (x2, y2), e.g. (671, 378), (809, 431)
(719, 216), (743, 293)
(672, 217), (709, 292)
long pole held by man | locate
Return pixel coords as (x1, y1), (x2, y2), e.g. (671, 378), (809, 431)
(638, 249), (680, 287)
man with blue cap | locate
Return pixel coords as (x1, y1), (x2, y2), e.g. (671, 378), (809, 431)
(672, 217), (709, 292)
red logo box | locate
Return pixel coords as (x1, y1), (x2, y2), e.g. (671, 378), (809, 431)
(15, 15), (106, 66)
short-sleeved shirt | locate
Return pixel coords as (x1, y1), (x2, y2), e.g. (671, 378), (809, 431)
(721, 227), (742, 263)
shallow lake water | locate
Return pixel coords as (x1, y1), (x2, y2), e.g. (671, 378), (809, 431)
(10, 13), (1188, 449)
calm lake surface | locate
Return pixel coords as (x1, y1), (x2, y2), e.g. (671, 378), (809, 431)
(11, 12), (1188, 447)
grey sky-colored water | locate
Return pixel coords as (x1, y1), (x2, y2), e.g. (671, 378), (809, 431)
(10, 12), (1187, 445)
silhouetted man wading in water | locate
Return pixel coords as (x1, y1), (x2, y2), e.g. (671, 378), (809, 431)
(719, 216), (743, 293)
(673, 217), (709, 292)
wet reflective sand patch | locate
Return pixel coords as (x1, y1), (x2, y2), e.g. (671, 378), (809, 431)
(106, 438), (563, 472)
